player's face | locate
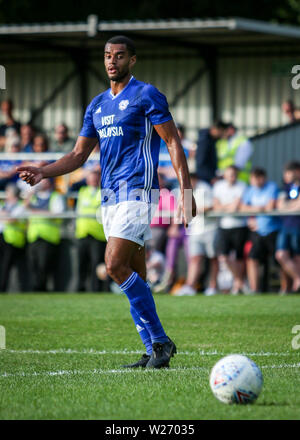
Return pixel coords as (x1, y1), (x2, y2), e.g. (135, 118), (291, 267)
(104, 44), (136, 82)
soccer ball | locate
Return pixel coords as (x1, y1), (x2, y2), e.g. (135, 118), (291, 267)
(209, 354), (263, 404)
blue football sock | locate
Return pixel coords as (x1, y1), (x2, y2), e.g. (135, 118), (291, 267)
(120, 272), (169, 344)
(130, 306), (153, 355)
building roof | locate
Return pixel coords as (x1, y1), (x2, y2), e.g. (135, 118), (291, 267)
(1, 16), (300, 55)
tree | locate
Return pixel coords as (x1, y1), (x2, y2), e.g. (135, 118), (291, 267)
(1, 0), (300, 26)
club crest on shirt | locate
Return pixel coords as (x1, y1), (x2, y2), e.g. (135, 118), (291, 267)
(119, 99), (129, 111)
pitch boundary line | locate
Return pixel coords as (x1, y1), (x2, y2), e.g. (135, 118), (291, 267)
(3, 349), (297, 357)
(0, 363), (299, 379)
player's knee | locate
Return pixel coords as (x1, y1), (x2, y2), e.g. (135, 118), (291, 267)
(105, 257), (128, 282)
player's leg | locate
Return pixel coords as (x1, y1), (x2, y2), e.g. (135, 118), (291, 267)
(105, 236), (176, 368)
(129, 242), (176, 368)
(121, 245), (153, 367)
(105, 237), (167, 340)
(130, 245), (147, 281)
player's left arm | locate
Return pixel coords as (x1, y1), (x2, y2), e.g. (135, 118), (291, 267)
(154, 119), (196, 226)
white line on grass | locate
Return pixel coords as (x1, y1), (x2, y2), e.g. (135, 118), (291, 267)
(0, 363), (299, 379)
(4, 349), (297, 357)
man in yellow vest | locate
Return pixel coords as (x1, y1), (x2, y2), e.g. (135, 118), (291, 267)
(216, 123), (253, 183)
(75, 168), (107, 292)
(26, 178), (65, 291)
(0, 184), (29, 291)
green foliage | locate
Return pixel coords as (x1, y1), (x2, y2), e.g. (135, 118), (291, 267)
(0, 293), (300, 419)
(1, 0), (300, 25)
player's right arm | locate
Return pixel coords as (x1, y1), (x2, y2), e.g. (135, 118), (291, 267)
(17, 136), (98, 186)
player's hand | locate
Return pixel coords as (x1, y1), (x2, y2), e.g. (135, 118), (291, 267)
(176, 190), (197, 227)
(16, 165), (44, 186)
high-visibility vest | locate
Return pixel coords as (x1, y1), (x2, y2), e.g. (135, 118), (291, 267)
(3, 202), (26, 248)
(27, 192), (63, 245)
(75, 186), (106, 241)
(216, 135), (252, 183)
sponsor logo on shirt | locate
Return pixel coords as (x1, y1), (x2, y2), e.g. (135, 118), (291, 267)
(98, 113), (124, 139)
(95, 106), (102, 114)
(119, 99), (129, 111)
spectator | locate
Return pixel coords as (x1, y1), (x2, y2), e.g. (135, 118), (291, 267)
(195, 120), (226, 184)
(158, 127), (189, 189)
(146, 244), (166, 289)
(75, 169), (107, 292)
(176, 123), (197, 173)
(0, 140), (23, 190)
(51, 123), (75, 153)
(275, 161), (300, 293)
(150, 173), (175, 254)
(153, 189), (189, 293)
(213, 165), (248, 294)
(20, 124), (35, 152)
(67, 145), (100, 194)
(25, 178), (65, 291)
(15, 135), (50, 197)
(0, 184), (29, 292)
(32, 134), (49, 153)
(216, 123), (253, 183)
(281, 99), (300, 124)
(0, 99), (21, 150)
(240, 168), (281, 293)
(175, 173), (219, 296)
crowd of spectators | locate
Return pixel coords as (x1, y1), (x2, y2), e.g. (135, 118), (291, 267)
(0, 99), (300, 294)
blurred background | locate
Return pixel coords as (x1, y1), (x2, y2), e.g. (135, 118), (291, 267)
(1, 1), (300, 294)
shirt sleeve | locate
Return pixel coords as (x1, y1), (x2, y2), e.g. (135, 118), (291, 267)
(268, 182), (279, 200)
(142, 85), (172, 126)
(204, 187), (213, 208)
(242, 187), (252, 205)
(79, 101), (98, 138)
(234, 140), (253, 169)
(212, 182), (221, 200)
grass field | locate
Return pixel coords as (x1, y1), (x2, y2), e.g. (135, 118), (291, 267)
(0, 292), (300, 420)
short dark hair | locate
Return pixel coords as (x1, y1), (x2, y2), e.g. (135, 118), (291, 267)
(105, 35), (136, 56)
(226, 164), (239, 173)
(212, 120), (228, 130)
(284, 160), (300, 172)
(251, 167), (266, 178)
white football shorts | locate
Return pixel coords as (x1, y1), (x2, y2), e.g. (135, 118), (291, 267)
(100, 200), (158, 247)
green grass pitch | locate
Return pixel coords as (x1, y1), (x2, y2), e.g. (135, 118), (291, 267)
(0, 293), (300, 420)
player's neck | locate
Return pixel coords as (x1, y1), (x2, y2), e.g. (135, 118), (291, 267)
(110, 73), (132, 96)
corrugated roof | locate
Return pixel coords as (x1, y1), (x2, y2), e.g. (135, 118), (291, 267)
(0, 16), (300, 39)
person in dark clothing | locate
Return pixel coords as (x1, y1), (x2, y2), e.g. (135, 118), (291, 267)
(0, 100), (21, 150)
(196, 121), (226, 184)
(0, 184), (29, 292)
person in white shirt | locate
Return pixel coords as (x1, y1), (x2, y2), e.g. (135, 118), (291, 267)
(175, 173), (218, 296)
(213, 166), (248, 294)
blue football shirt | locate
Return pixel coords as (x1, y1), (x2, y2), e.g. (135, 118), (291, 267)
(242, 181), (281, 236)
(80, 76), (172, 204)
